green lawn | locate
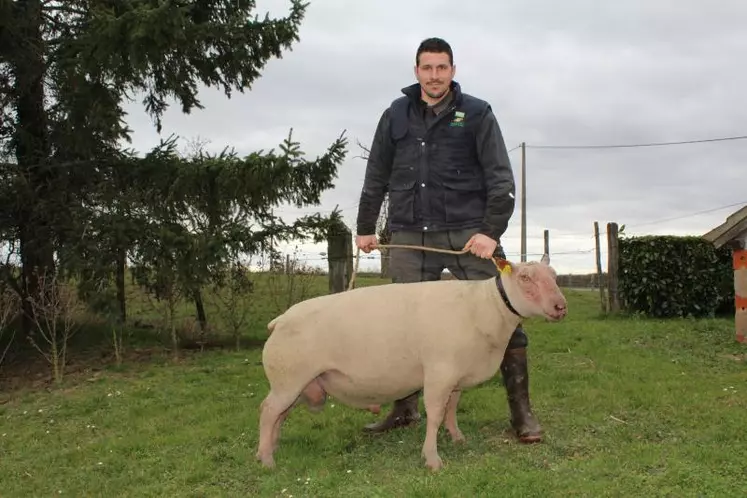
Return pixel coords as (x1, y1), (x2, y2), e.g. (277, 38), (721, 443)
(1, 277), (746, 497)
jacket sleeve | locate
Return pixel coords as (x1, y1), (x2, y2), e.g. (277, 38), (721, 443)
(356, 107), (395, 235)
(475, 106), (516, 243)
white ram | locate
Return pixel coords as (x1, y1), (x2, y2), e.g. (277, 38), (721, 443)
(256, 254), (567, 471)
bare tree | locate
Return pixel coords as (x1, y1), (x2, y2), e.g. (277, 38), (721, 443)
(356, 140), (391, 278)
(206, 258), (257, 351)
(0, 285), (19, 371)
(25, 271), (83, 384)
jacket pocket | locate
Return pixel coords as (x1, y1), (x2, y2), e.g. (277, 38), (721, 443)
(388, 179), (417, 225)
(443, 176), (485, 223)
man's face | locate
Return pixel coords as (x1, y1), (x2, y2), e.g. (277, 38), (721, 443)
(415, 51), (455, 102)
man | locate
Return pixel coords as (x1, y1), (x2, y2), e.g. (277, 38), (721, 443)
(354, 37), (542, 443)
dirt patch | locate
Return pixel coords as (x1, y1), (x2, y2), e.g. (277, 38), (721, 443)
(0, 346), (158, 395)
(0, 337), (265, 397)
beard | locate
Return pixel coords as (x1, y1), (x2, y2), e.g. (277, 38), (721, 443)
(423, 82), (448, 99)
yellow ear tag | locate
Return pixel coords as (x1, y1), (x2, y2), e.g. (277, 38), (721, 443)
(495, 258), (512, 275)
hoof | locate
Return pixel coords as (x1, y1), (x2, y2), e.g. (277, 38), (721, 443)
(424, 455), (443, 471)
(256, 452), (275, 468)
(451, 433), (466, 444)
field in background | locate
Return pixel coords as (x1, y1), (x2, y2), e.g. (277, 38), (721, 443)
(1, 276), (746, 496)
(0, 269), (387, 391)
(0, 267), (605, 392)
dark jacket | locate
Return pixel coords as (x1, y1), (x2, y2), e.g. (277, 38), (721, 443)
(356, 81), (516, 243)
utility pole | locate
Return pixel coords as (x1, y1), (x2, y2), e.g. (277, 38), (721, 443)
(520, 142), (527, 262)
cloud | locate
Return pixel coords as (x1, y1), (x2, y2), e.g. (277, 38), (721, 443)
(122, 0), (747, 274)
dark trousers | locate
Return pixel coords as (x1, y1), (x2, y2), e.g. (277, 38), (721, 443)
(387, 228), (528, 350)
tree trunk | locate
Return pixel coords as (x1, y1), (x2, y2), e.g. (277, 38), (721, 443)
(116, 248), (127, 323)
(13, 0), (55, 336)
(193, 287), (207, 332)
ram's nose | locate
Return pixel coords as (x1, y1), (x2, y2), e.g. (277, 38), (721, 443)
(549, 299), (568, 320)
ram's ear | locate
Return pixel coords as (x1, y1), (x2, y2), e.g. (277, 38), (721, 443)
(540, 253), (551, 265)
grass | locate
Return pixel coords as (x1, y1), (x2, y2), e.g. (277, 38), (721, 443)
(1, 275), (746, 497)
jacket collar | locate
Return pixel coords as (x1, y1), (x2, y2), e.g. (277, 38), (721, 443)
(401, 80), (463, 106)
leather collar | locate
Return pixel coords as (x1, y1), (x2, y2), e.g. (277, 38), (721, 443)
(495, 276), (524, 318)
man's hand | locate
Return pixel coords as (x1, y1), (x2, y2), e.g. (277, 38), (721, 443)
(463, 233), (498, 259)
(356, 234), (379, 253)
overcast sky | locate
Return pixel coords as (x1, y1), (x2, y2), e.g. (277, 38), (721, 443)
(122, 0), (747, 274)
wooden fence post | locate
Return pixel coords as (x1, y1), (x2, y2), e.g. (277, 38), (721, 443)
(606, 222), (620, 312)
(544, 229), (550, 256)
(594, 221), (607, 313)
(327, 221), (353, 294)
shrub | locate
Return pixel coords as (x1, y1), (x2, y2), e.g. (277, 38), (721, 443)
(618, 235), (734, 318)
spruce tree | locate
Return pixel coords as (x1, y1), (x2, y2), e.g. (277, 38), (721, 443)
(0, 0), (346, 335)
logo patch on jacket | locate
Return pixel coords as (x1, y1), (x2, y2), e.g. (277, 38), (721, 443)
(449, 111), (466, 127)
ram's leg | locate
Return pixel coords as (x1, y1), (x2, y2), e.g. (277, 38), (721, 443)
(444, 389), (465, 443)
(421, 380), (456, 471)
(256, 390), (298, 468)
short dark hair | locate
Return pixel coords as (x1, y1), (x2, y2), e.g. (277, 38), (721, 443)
(416, 37), (453, 66)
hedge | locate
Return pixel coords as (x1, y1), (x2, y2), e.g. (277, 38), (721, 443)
(618, 235), (734, 318)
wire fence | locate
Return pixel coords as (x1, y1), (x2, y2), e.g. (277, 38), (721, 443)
(267, 195), (745, 276)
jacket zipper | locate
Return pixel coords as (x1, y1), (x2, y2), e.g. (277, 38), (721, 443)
(419, 104), (457, 231)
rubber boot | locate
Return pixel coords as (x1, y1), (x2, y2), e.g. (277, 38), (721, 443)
(362, 391), (421, 434)
(500, 347), (542, 443)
